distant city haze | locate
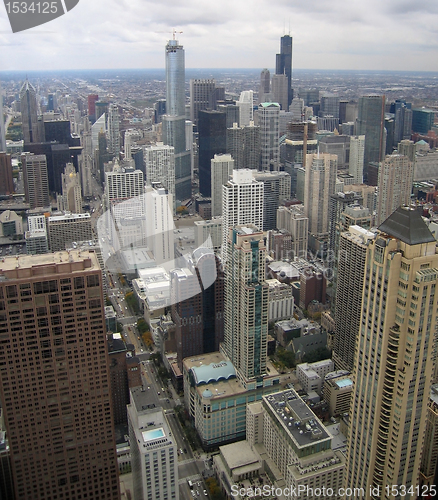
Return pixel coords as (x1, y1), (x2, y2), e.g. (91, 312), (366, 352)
(1, 0), (438, 71)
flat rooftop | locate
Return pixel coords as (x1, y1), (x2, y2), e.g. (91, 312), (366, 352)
(0, 249), (101, 277)
(264, 389), (331, 449)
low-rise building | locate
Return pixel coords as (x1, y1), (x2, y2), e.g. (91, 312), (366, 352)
(323, 372), (353, 417)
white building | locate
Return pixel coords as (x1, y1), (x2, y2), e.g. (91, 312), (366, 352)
(211, 154), (234, 217)
(296, 359), (334, 396)
(144, 183), (175, 265)
(237, 90), (254, 126)
(267, 278), (294, 322)
(144, 143), (176, 204)
(221, 169), (264, 252)
(349, 135), (365, 184)
(104, 163), (144, 208)
(128, 387), (178, 500)
(194, 218), (222, 253)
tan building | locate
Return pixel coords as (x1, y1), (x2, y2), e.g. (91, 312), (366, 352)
(47, 212), (92, 251)
(324, 372), (353, 417)
(376, 153), (413, 225)
(345, 206), (438, 496)
(0, 251), (120, 500)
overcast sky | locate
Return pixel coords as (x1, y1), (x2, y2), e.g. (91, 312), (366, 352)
(1, 0), (438, 72)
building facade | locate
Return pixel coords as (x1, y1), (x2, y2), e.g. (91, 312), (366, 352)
(0, 251), (120, 500)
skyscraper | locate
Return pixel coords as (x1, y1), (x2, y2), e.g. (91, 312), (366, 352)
(198, 110), (227, 197)
(237, 90), (254, 126)
(276, 34), (293, 106)
(259, 69), (270, 104)
(221, 169), (264, 251)
(223, 225), (268, 380)
(349, 135), (365, 184)
(304, 153), (338, 237)
(333, 224), (375, 372)
(211, 153), (234, 217)
(356, 94), (386, 183)
(345, 207), (437, 496)
(259, 102), (280, 171)
(0, 153), (14, 195)
(22, 153), (50, 209)
(128, 388), (179, 500)
(226, 122), (260, 170)
(271, 74), (289, 111)
(107, 103), (120, 158)
(189, 79), (216, 126)
(19, 79), (44, 144)
(0, 251), (120, 500)
(144, 143), (176, 203)
(376, 153), (413, 225)
(163, 38), (191, 202)
(0, 80), (6, 152)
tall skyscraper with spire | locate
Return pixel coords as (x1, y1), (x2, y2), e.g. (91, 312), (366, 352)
(163, 36), (191, 202)
(276, 34), (293, 107)
(345, 206), (438, 497)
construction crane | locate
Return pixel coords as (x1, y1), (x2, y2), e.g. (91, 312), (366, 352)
(155, 29), (183, 40)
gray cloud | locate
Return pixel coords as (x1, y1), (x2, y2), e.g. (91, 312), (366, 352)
(1, 0), (438, 71)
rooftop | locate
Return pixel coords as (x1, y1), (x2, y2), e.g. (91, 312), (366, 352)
(378, 206), (435, 245)
(264, 389), (331, 449)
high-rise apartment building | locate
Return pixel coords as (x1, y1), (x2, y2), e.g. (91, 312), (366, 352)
(223, 225), (268, 380)
(345, 207), (438, 496)
(226, 122), (260, 170)
(171, 250), (223, 368)
(47, 213), (92, 252)
(144, 183), (174, 265)
(304, 153), (338, 237)
(22, 153), (50, 209)
(349, 135), (365, 184)
(0, 153), (14, 195)
(19, 79), (43, 144)
(276, 205), (308, 258)
(128, 387), (179, 500)
(259, 102), (280, 171)
(356, 94), (386, 183)
(211, 154), (234, 217)
(0, 251), (120, 500)
(107, 103), (120, 158)
(163, 38), (191, 202)
(376, 153), (413, 225)
(104, 164), (144, 207)
(144, 143), (176, 203)
(276, 34), (293, 106)
(198, 110), (226, 197)
(237, 90), (254, 126)
(253, 170), (291, 231)
(189, 79), (216, 126)
(333, 225), (375, 372)
(221, 169), (264, 251)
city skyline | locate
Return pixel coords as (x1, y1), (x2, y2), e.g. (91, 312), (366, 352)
(1, 0), (438, 72)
